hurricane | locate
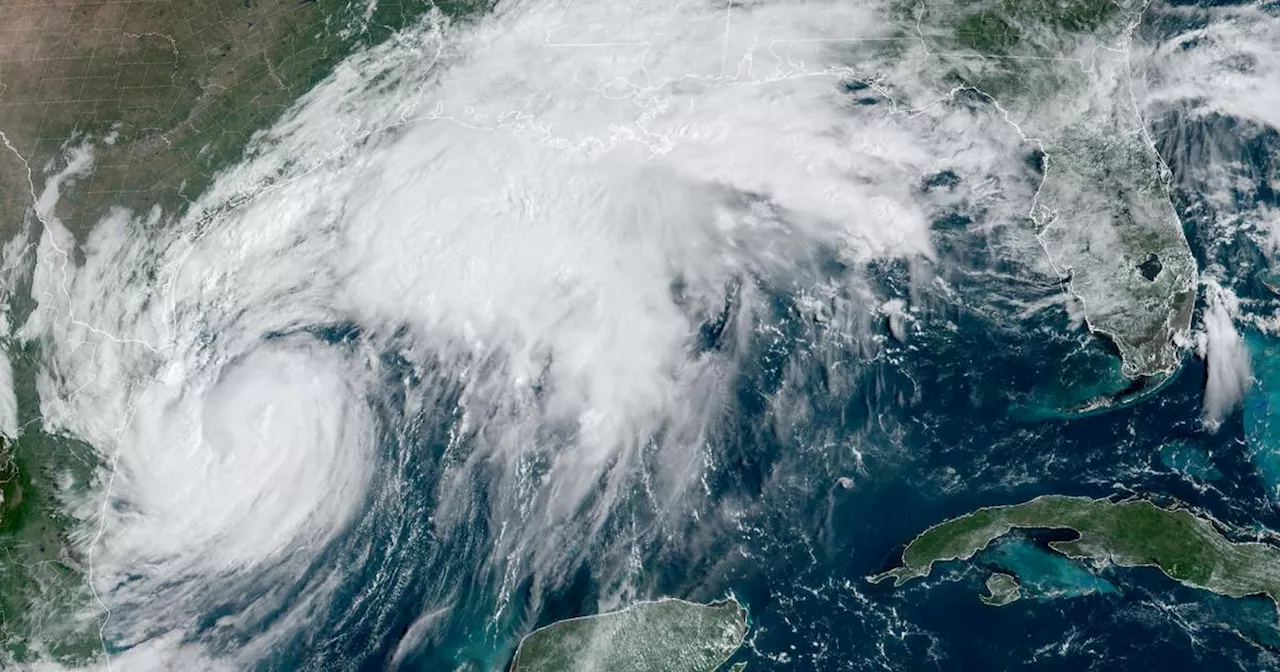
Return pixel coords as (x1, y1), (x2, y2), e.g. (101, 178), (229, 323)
(4, 0), (1280, 670)
(19, 1), (952, 666)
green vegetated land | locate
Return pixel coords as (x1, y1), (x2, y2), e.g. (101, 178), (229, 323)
(939, 0), (1125, 56)
(510, 598), (748, 672)
(869, 495), (1280, 615)
(0, 0), (495, 665)
(0, 341), (103, 665)
(898, 0), (1198, 381)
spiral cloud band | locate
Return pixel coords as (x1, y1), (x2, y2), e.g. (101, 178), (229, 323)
(17, 0), (1275, 667)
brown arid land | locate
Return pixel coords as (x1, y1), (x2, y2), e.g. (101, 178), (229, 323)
(0, 0), (434, 241)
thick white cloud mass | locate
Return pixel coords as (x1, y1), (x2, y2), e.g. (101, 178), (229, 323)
(1137, 2), (1280, 132)
(19, 0), (1264, 667)
(1132, 1), (1279, 432)
(1197, 280), (1251, 431)
(1135, 1), (1280, 225)
(0, 348), (16, 441)
(16, 2), (978, 665)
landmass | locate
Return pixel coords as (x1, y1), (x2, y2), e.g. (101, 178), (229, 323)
(0, 0), (1203, 664)
(0, 0), (475, 241)
(0, 0), (478, 665)
(984, 536), (1118, 599)
(0, 345), (109, 665)
(980, 572), (1023, 606)
(868, 495), (1280, 618)
(889, 0), (1198, 378)
(509, 597), (748, 672)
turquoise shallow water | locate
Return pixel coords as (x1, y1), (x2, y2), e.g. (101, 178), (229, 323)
(195, 4), (1280, 668)
(1245, 332), (1280, 499)
(281, 114), (1280, 672)
(1159, 440), (1223, 482)
(983, 537), (1118, 600)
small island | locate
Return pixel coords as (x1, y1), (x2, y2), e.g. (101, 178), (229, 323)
(510, 597), (748, 672)
(980, 573), (1023, 606)
(869, 495), (1280, 616)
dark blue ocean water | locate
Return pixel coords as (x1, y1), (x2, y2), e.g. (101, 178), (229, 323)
(232, 1), (1280, 670)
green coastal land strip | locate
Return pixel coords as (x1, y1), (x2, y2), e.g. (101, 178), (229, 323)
(0, 0), (493, 666)
(510, 597), (748, 672)
(869, 495), (1280, 614)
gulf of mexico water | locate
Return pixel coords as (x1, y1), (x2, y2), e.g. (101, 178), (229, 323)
(189, 1), (1280, 669)
(280, 201), (1280, 671)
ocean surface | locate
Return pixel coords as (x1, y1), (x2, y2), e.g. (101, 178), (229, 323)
(21, 0), (1275, 670)
(241, 134), (1280, 672)
(272, 4), (1280, 670)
